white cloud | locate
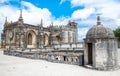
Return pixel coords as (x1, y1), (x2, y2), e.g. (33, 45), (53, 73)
(0, 5), (18, 32)
(69, 0), (120, 30)
(0, 0), (8, 3)
(52, 16), (70, 25)
(116, 19), (120, 25)
(20, 1), (53, 26)
(71, 0), (108, 7)
(78, 28), (88, 41)
(71, 8), (95, 20)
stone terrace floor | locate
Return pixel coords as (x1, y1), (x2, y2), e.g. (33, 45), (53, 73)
(0, 49), (120, 76)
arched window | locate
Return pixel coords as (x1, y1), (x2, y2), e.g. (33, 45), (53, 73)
(28, 33), (32, 45)
(44, 34), (48, 46)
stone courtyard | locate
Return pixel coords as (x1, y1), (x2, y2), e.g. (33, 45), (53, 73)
(0, 49), (120, 76)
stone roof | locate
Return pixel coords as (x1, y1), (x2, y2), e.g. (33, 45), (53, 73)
(86, 16), (115, 39)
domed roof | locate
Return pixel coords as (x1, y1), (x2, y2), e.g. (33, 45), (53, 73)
(86, 16), (115, 38)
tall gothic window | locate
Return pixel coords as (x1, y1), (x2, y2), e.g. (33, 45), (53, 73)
(44, 34), (48, 46)
(28, 33), (32, 45)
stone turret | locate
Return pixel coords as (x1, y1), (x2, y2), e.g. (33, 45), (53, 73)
(84, 16), (118, 70)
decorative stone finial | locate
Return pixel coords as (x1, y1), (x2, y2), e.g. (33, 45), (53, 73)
(18, 9), (23, 22)
(5, 17), (7, 23)
(20, 9), (22, 18)
(51, 22), (53, 26)
(4, 17), (9, 26)
(97, 16), (101, 25)
(41, 19), (43, 26)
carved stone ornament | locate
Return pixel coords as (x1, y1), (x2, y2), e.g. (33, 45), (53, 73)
(9, 31), (13, 39)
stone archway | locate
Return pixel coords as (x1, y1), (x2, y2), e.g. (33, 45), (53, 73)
(27, 30), (36, 48)
(44, 34), (49, 46)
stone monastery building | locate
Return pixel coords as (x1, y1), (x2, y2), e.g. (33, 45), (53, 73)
(1, 10), (120, 70)
(1, 10), (78, 49)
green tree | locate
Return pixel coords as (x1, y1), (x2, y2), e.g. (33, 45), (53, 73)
(113, 27), (120, 41)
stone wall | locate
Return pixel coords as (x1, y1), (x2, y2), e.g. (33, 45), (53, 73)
(4, 49), (84, 66)
(53, 42), (84, 49)
(94, 39), (118, 70)
(95, 39), (108, 69)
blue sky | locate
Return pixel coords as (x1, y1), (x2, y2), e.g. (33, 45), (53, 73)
(0, 0), (120, 41)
